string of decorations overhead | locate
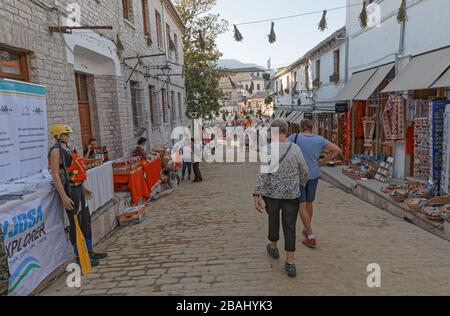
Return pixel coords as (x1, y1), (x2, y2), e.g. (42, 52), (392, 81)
(231, 1), (409, 43)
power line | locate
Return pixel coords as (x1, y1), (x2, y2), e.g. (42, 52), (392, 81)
(233, 3), (361, 27)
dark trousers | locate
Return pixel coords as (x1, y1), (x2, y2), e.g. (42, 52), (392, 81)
(193, 162), (203, 182)
(182, 161), (192, 179)
(65, 185), (92, 248)
(264, 197), (299, 252)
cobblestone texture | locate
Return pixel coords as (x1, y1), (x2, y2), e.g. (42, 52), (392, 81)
(41, 162), (450, 296)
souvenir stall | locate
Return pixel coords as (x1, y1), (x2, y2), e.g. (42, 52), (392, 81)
(113, 157), (151, 206)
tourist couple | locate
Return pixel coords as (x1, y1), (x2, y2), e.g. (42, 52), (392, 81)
(254, 118), (341, 277)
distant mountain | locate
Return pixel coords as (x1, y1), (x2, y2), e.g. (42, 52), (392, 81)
(217, 59), (266, 71)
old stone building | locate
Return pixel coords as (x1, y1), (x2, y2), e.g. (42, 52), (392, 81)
(0, 0), (186, 159)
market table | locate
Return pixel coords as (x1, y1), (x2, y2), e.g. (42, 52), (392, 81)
(142, 157), (162, 191)
(85, 161), (114, 214)
(113, 167), (150, 206)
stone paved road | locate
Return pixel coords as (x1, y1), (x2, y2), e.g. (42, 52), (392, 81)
(41, 161), (450, 296)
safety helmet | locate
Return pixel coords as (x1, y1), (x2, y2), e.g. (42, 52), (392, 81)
(50, 124), (73, 138)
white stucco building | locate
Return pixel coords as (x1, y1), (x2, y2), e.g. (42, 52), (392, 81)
(341, 0), (450, 179)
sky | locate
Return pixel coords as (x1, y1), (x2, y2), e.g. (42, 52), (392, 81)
(211, 0), (347, 69)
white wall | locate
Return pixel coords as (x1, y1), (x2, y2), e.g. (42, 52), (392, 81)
(347, 0), (450, 74)
(311, 41), (346, 105)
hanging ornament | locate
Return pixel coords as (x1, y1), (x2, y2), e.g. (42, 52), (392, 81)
(268, 22), (276, 44)
(229, 77), (236, 89)
(318, 10), (328, 32)
(146, 35), (152, 47)
(233, 24), (243, 42)
(359, 2), (368, 29)
(116, 34), (124, 56)
(198, 30), (206, 50)
(397, 0), (408, 24)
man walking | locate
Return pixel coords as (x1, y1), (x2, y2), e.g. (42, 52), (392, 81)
(289, 119), (341, 249)
(181, 139), (192, 181)
(192, 138), (203, 183)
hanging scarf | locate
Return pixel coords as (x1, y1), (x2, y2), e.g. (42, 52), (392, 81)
(363, 116), (376, 147)
(383, 95), (406, 141)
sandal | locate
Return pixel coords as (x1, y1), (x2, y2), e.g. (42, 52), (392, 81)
(285, 263), (297, 278)
(266, 244), (280, 259)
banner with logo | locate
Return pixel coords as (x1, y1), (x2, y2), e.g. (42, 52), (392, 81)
(0, 188), (70, 296)
(0, 79), (48, 183)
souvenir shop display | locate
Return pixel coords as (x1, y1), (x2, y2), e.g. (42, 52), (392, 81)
(430, 100), (448, 187)
(342, 156), (378, 180)
(414, 117), (431, 179)
(112, 157), (142, 176)
(383, 95), (406, 141)
(83, 146), (109, 170)
(440, 104), (450, 194)
(375, 157), (394, 183)
(421, 206), (446, 221)
(384, 182), (431, 203)
(362, 116), (376, 147)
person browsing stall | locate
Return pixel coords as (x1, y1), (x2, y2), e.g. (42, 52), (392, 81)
(132, 137), (148, 159)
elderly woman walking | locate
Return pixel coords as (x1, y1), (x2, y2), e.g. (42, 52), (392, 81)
(253, 118), (309, 278)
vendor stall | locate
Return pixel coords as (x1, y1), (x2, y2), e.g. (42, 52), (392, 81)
(113, 158), (151, 206)
(141, 157), (162, 191)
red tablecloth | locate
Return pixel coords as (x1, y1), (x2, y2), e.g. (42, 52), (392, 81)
(113, 167), (150, 206)
(142, 157), (162, 190)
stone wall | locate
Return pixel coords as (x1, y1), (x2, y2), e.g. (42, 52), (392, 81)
(0, 0), (187, 158)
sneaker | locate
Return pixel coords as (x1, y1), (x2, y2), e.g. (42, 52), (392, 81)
(76, 257), (99, 267)
(266, 244), (280, 259)
(303, 238), (317, 249)
(302, 230), (308, 240)
(285, 263), (297, 278)
(90, 252), (108, 261)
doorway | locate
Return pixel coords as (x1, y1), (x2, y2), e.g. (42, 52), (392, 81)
(75, 73), (93, 152)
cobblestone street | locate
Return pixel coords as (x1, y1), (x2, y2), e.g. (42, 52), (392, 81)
(42, 161), (450, 296)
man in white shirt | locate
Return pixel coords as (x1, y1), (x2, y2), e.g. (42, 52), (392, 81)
(192, 139), (203, 183)
(181, 140), (193, 181)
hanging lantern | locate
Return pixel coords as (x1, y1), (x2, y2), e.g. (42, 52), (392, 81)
(268, 22), (276, 44)
(359, 2), (368, 29)
(198, 30), (206, 50)
(146, 35), (152, 47)
(233, 24), (243, 42)
(318, 10), (328, 32)
(116, 34), (124, 56)
(397, 0), (408, 23)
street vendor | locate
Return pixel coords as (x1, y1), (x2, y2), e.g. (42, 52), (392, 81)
(132, 137), (148, 159)
(48, 124), (107, 267)
(84, 139), (98, 159)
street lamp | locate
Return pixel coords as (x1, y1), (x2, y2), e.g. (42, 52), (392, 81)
(161, 64), (172, 77)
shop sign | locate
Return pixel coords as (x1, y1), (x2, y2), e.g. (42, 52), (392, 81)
(335, 103), (349, 113)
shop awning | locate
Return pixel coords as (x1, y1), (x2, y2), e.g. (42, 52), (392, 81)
(382, 47), (450, 93)
(355, 63), (394, 100)
(285, 111), (297, 122)
(293, 112), (305, 124)
(289, 112), (303, 123)
(431, 66), (450, 88)
(335, 68), (377, 101)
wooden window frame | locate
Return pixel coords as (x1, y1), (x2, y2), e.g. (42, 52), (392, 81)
(161, 88), (168, 123)
(178, 92), (183, 119)
(141, 0), (150, 37)
(174, 33), (179, 62)
(171, 91), (176, 121)
(155, 10), (163, 48)
(334, 49), (340, 78)
(122, 0), (130, 21)
(0, 48), (29, 82)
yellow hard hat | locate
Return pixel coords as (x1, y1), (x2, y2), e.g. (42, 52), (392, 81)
(50, 124), (73, 138)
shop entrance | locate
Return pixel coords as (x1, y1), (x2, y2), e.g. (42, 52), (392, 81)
(75, 73), (93, 152)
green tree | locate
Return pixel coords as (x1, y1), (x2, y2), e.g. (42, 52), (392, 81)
(176, 0), (228, 119)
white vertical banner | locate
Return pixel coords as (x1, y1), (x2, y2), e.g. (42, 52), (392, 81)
(0, 80), (20, 182)
(0, 79), (48, 182)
